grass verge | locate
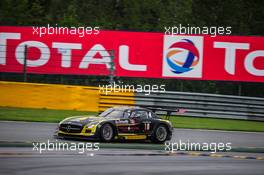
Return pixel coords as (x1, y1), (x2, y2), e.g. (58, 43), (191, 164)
(169, 116), (264, 132)
(0, 107), (96, 122)
(0, 107), (263, 132)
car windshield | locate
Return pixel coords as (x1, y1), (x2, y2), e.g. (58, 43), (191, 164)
(99, 108), (124, 118)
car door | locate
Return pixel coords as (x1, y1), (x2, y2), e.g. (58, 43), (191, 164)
(115, 110), (132, 134)
(129, 110), (153, 135)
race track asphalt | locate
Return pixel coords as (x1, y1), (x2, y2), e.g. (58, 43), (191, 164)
(0, 121), (263, 148)
(0, 148), (263, 175)
(0, 121), (264, 175)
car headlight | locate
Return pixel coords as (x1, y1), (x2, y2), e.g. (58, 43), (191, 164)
(86, 121), (99, 129)
(87, 125), (95, 129)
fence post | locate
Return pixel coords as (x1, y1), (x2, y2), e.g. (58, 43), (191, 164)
(23, 45), (28, 82)
(238, 83), (242, 96)
(109, 50), (115, 85)
(180, 80), (184, 91)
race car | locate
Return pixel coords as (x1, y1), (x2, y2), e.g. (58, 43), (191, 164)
(55, 106), (174, 143)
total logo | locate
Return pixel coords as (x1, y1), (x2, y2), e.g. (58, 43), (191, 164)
(162, 36), (204, 78)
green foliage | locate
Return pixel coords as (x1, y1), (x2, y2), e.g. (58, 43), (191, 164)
(0, 0), (263, 96)
(1, 0), (263, 35)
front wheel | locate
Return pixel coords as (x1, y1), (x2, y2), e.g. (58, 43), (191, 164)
(151, 125), (168, 143)
(100, 123), (114, 142)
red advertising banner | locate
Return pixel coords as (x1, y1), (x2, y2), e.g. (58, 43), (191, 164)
(0, 26), (263, 82)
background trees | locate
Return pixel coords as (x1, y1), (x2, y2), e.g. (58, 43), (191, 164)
(0, 0), (263, 97)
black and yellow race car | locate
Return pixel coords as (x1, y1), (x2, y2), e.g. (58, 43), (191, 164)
(55, 106), (175, 143)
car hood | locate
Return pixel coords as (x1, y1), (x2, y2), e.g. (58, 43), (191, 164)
(60, 115), (106, 125)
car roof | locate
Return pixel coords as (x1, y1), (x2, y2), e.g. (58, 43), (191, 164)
(112, 106), (151, 111)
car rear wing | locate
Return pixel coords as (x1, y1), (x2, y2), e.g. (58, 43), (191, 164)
(139, 106), (187, 120)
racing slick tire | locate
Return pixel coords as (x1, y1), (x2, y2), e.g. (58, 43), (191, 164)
(100, 123), (114, 142)
(151, 125), (168, 143)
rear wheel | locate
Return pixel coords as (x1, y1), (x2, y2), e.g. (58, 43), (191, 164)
(100, 123), (114, 142)
(151, 125), (168, 143)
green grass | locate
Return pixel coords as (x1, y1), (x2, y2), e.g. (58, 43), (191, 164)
(0, 107), (96, 123)
(0, 107), (263, 132)
(169, 116), (264, 132)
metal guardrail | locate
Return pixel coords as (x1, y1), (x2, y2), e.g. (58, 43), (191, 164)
(3, 81), (262, 121)
(99, 90), (264, 121)
(134, 91), (264, 121)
